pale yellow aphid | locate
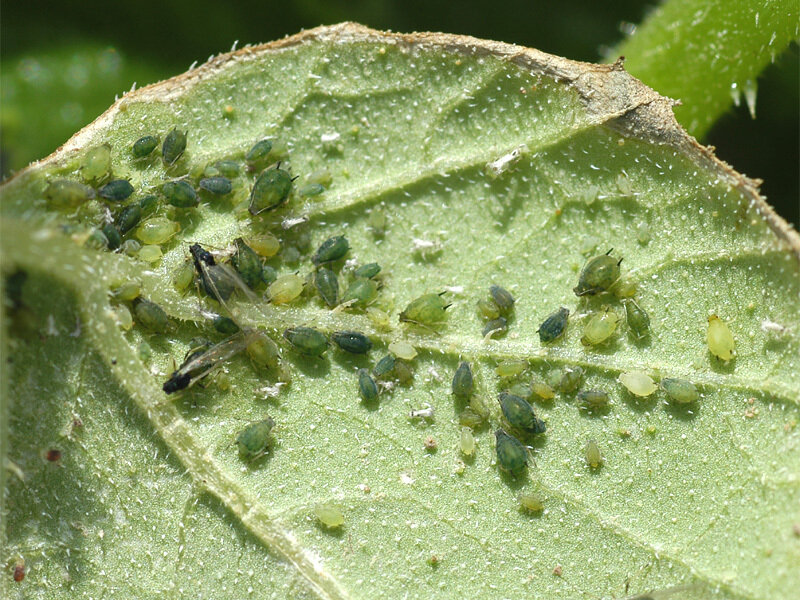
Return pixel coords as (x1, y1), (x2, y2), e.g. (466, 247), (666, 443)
(581, 308), (621, 346)
(531, 381), (556, 400)
(707, 314), (735, 360)
(135, 217), (179, 245)
(267, 274), (304, 304)
(495, 360), (527, 378)
(247, 232), (281, 258)
(584, 440), (603, 468)
(618, 371), (657, 397)
(518, 493), (544, 513)
(138, 244), (163, 263)
(314, 503), (344, 528)
(460, 427), (476, 456)
(110, 304), (133, 330)
(388, 340), (417, 360)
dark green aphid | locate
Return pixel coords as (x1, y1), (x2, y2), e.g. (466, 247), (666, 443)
(341, 278), (378, 308)
(312, 236), (350, 266)
(98, 179), (134, 202)
(483, 317), (507, 338)
(162, 128), (187, 165)
(161, 180), (198, 208)
(558, 366), (584, 393)
(249, 165), (293, 215)
(101, 224), (122, 250)
(399, 293), (449, 326)
(490, 285), (515, 314)
(44, 179), (95, 209)
(498, 392), (546, 434)
(354, 263), (381, 279)
(237, 417), (275, 460)
(138, 194), (159, 216)
(452, 361), (474, 399)
(115, 203), (142, 235)
(134, 298), (169, 333)
(577, 389), (610, 410)
(495, 429), (528, 473)
(314, 268), (339, 307)
(372, 354), (396, 379)
(574, 250), (621, 296)
(299, 183), (325, 197)
(199, 176), (232, 195)
(624, 299), (651, 340)
(358, 368), (379, 402)
(283, 326), (328, 357)
(213, 315), (240, 335)
(660, 378), (699, 404)
(331, 330), (372, 354)
(214, 160), (240, 178)
(537, 307), (570, 343)
(245, 139), (273, 165)
(85, 228), (109, 250)
(231, 238), (262, 290)
(132, 135), (158, 158)
(261, 265), (277, 286)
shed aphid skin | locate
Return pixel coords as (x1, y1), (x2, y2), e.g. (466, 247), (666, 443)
(499, 392), (546, 434)
(340, 277), (378, 308)
(400, 293), (450, 326)
(133, 298), (169, 333)
(581, 308), (621, 346)
(495, 428), (528, 473)
(132, 135), (158, 158)
(624, 299), (651, 340)
(661, 378), (699, 404)
(198, 176), (233, 196)
(283, 326), (328, 357)
(45, 179), (96, 209)
(482, 317), (508, 339)
(161, 180), (199, 208)
(245, 138), (273, 166)
(332, 331), (372, 354)
(489, 285), (515, 315)
(81, 144), (112, 183)
(538, 307), (570, 343)
(236, 417), (275, 460)
(452, 361), (474, 399)
(574, 249), (622, 296)
(584, 439), (603, 468)
(162, 128), (187, 165)
(707, 314), (735, 361)
(358, 368), (379, 402)
(460, 427), (476, 456)
(314, 503), (344, 529)
(248, 164), (294, 215)
(354, 262), (381, 279)
(230, 238), (262, 290)
(98, 179), (134, 202)
(268, 274), (305, 305)
(577, 389), (610, 410)
(312, 235), (350, 266)
(618, 371), (657, 397)
(314, 267), (339, 307)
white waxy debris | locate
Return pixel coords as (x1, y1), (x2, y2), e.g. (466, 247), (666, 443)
(485, 145), (527, 178)
(321, 132), (341, 143)
(409, 404), (435, 419)
(761, 319), (790, 335)
(281, 216), (309, 229)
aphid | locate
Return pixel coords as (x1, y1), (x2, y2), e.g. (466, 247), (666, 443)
(531, 381), (556, 401)
(624, 299), (651, 340)
(120, 239), (141, 256)
(198, 176), (232, 195)
(138, 244), (162, 263)
(574, 250), (621, 296)
(13, 561), (25, 582)
(490, 285), (515, 315)
(161, 180), (198, 208)
(577, 389), (610, 410)
(494, 428), (528, 473)
(283, 326), (328, 356)
(341, 278), (378, 308)
(132, 135), (158, 158)
(236, 417), (275, 459)
(213, 315), (240, 335)
(135, 217), (179, 245)
(134, 298), (169, 333)
(163, 332), (249, 393)
(558, 366), (584, 393)
(44, 179), (95, 209)
(111, 304), (133, 330)
(460, 427), (476, 456)
(357, 368), (379, 402)
(138, 194), (159, 216)
(46, 448), (62, 461)
(400, 293), (449, 326)
(498, 392), (546, 434)
(101, 224), (122, 250)
(162, 128), (187, 165)
(538, 307), (570, 343)
(331, 331), (372, 354)
(508, 382), (533, 400)
(98, 179), (134, 202)
(249, 165), (293, 215)
(424, 436), (438, 451)
(299, 183), (325, 197)
(707, 314), (735, 360)
(372, 354), (396, 379)
(172, 259), (195, 291)
(312, 235), (350, 265)
(518, 493), (544, 513)
(452, 361), (473, 399)
(111, 281), (141, 302)
(459, 408), (485, 429)
(368, 208), (387, 235)
(618, 371), (657, 397)
(231, 238), (262, 290)
(314, 503), (344, 528)
(482, 317), (507, 338)
(354, 262), (381, 279)
(581, 308), (621, 346)
(282, 246), (301, 266)
(245, 139), (273, 165)
(314, 267), (339, 307)
(85, 228), (109, 250)
(495, 360), (527, 378)
(388, 340), (417, 360)
(613, 278), (637, 299)
(584, 440), (603, 468)
(476, 298), (501, 320)
(393, 359), (414, 385)
(246, 331), (281, 370)
(248, 233), (281, 258)
(115, 203), (142, 235)
(81, 144), (111, 183)
(661, 378), (699, 404)
(261, 265), (277, 286)
(410, 404), (435, 419)
(268, 274), (305, 304)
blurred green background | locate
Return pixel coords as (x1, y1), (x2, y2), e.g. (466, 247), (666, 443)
(2, 0), (797, 225)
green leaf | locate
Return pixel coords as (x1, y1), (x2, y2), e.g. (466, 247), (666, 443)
(611, 0), (800, 138)
(2, 23), (799, 599)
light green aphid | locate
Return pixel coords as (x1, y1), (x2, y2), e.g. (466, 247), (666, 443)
(132, 135), (158, 158)
(332, 331), (372, 354)
(98, 179), (134, 202)
(247, 332), (281, 370)
(111, 281), (141, 302)
(584, 440), (603, 468)
(574, 250), (621, 296)
(624, 299), (651, 341)
(135, 217), (179, 245)
(172, 260), (195, 291)
(162, 128), (187, 165)
(459, 408), (485, 429)
(494, 428), (528, 473)
(268, 274), (305, 304)
(558, 366), (584, 393)
(577, 389), (610, 410)
(299, 183), (325, 197)
(476, 298), (501, 320)
(366, 307), (391, 330)
(307, 169), (332, 186)
(101, 224), (122, 250)
(661, 378), (699, 404)
(245, 139), (273, 166)
(249, 165), (293, 215)
(315, 267), (339, 307)
(81, 144), (112, 183)
(508, 382), (533, 401)
(354, 263), (381, 279)
(115, 203), (142, 235)
(161, 180), (198, 208)
(531, 381), (556, 401)
(460, 427), (476, 456)
(341, 278), (378, 308)
(198, 176), (232, 195)
(231, 238), (262, 290)
(133, 298), (169, 333)
(283, 326), (328, 356)
(237, 417), (275, 460)
(367, 208), (386, 236)
(495, 360), (527, 378)
(518, 494), (544, 513)
(358, 368), (379, 402)
(613, 278), (637, 299)
(388, 340), (417, 361)
(138, 245), (163, 263)
(400, 293), (449, 326)
(44, 179), (95, 209)
(111, 304), (133, 330)
(482, 317), (507, 338)
(314, 503), (344, 528)
(452, 361), (473, 399)
(707, 314), (735, 361)
(247, 233), (280, 258)
(489, 285), (515, 315)
(581, 308), (621, 346)
(618, 371), (657, 397)
(312, 235), (350, 266)
(538, 307), (569, 343)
